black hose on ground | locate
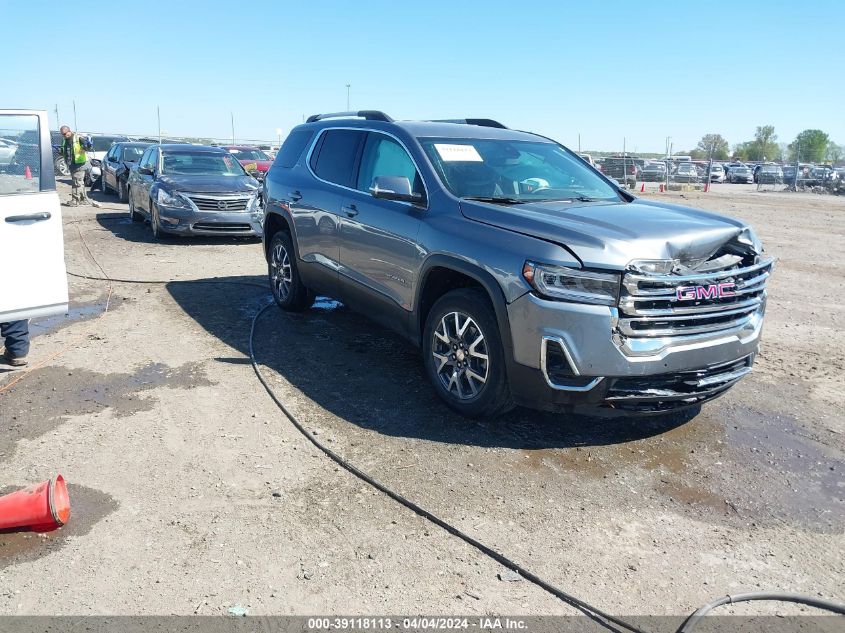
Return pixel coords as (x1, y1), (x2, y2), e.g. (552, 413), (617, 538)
(678, 592), (845, 632)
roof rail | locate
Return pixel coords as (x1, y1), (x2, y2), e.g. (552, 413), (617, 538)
(306, 110), (393, 123)
(431, 118), (508, 129)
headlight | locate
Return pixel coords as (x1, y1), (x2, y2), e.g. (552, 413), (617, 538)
(523, 261), (620, 306)
(157, 188), (189, 208)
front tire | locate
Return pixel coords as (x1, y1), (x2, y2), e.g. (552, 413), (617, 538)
(268, 231), (313, 311)
(101, 173), (110, 194)
(150, 199), (165, 239)
(54, 156), (70, 177)
(423, 288), (513, 418)
(118, 178), (128, 203)
(127, 188), (142, 221)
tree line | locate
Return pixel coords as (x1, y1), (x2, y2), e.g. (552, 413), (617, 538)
(687, 127), (841, 163)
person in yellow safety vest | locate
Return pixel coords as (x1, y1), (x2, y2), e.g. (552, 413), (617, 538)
(59, 125), (99, 207)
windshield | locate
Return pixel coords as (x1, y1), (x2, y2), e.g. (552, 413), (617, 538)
(228, 148), (270, 161)
(121, 146), (146, 162)
(161, 152), (246, 176)
(418, 138), (619, 202)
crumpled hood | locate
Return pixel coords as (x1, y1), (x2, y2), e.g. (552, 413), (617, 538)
(460, 198), (749, 269)
(158, 174), (258, 194)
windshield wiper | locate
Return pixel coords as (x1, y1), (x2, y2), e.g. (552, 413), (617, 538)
(462, 196), (527, 205)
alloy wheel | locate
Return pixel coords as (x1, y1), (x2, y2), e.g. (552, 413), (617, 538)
(270, 242), (292, 302)
(431, 311), (489, 400)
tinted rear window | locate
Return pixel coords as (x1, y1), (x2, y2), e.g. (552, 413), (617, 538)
(311, 129), (366, 187)
(275, 130), (314, 168)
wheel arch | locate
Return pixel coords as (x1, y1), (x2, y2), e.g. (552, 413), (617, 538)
(263, 210), (298, 262)
(414, 255), (513, 354)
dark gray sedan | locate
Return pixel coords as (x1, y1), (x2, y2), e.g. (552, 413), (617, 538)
(100, 142), (153, 201)
(127, 144), (262, 239)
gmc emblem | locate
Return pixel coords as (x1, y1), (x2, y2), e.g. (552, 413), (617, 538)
(676, 282), (736, 301)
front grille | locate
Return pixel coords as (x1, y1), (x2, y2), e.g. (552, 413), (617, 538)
(604, 356), (753, 411)
(192, 222), (253, 232)
(184, 194), (251, 211)
(618, 257), (773, 338)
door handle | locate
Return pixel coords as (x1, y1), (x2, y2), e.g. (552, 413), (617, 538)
(5, 212), (52, 223)
(289, 190), (302, 202)
(343, 204), (359, 218)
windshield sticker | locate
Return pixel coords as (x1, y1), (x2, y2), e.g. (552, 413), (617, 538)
(243, 162), (257, 172)
(434, 143), (483, 162)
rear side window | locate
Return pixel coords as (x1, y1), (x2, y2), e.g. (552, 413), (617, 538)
(275, 130), (314, 168)
(310, 129), (366, 188)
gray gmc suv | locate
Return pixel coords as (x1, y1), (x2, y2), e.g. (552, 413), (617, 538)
(262, 111), (772, 418)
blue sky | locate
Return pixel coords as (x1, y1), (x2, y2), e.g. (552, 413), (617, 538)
(5, 0), (843, 152)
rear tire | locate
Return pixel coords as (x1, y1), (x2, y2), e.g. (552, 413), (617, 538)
(268, 231), (313, 311)
(422, 288), (513, 418)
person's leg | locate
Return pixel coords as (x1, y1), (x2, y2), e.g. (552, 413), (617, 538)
(1, 320), (30, 365)
(71, 168), (84, 204)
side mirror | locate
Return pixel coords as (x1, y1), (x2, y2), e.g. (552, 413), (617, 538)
(370, 176), (424, 205)
(138, 166), (153, 176)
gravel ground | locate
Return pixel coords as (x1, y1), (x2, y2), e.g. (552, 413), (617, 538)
(0, 181), (842, 617)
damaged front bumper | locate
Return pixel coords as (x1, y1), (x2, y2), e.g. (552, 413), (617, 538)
(505, 290), (767, 415)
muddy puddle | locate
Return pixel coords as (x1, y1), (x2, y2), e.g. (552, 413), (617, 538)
(512, 401), (843, 532)
(27, 295), (128, 339)
(0, 361), (213, 458)
(0, 483), (118, 569)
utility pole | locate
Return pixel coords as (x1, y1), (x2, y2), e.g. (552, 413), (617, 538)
(73, 100), (78, 132)
(578, 133), (581, 154)
(54, 104), (59, 127)
(346, 83), (351, 111)
(230, 112), (235, 145)
(276, 128), (282, 150)
(157, 106), (162, 144)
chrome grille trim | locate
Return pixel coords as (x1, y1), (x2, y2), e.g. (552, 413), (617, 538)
(183, 193), (252, 212)
(619, 257), (773, 339)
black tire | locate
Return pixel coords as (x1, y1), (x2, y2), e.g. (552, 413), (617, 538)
(127, 188), (142, 221)
(268, 231), (313, 311)
(150, 199), (166, 240)
(54, 156), (70, 177)
(422, 288), (513, 418)
(101, 173), (110, 194)
(118, 178), (128, 203)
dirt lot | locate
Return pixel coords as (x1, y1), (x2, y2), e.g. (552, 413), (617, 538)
(0, 181), (842, 617)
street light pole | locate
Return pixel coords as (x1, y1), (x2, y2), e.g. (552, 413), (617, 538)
(230, 112), (235, 145)
(346, 83), (351, 110)
(276, 128), (282, 150)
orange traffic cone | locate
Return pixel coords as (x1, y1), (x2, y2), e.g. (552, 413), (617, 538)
(0, 475), (70, 532)
(24, 165), (32, 179)
(640, 182), (645, 193)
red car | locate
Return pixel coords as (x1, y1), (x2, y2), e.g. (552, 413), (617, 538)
(220, 146), (273, 179)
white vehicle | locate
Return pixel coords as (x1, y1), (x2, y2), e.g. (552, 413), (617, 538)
(0, 109), (69, 322)
(0, 138), (18, 166)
